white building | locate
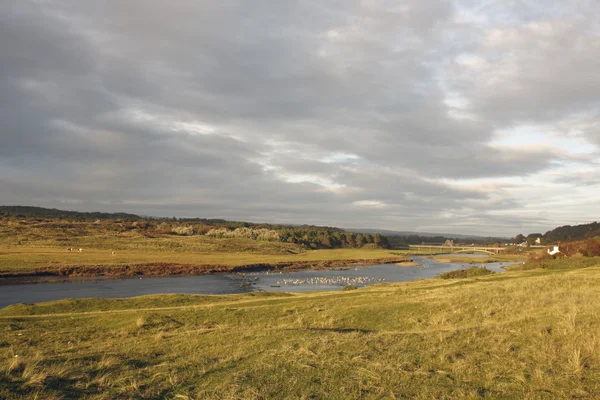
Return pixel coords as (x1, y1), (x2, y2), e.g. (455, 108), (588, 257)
(548, 245), (560, 256)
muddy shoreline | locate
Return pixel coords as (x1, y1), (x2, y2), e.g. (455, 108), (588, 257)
(0, 257), (409, 282)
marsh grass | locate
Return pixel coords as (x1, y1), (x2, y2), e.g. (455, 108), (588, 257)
(3, 265), (600, 398)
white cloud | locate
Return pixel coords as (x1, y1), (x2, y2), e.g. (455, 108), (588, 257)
(353, 200), (387, 208)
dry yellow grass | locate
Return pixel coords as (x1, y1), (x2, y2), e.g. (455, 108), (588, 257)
(2, 263), (600, 398)
(0, 247), (409, 275)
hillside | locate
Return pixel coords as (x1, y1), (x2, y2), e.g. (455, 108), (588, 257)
(543, 222), (600, 242)
(513, 221), (600, 245)
(0, 205), (141, 221)
(2, 261), (600, 398)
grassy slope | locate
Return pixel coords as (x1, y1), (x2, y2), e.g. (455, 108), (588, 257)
(3, 263), (600, 398)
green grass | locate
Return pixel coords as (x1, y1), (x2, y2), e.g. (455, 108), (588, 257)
(3, 263), (600, 398)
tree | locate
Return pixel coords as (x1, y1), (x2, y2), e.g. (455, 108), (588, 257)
(514, 234), (525, 244)
(526, 233), (543, 246)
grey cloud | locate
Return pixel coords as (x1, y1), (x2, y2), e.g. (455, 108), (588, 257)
(1, 0), (599, 235)
(447, 4), (600, 125)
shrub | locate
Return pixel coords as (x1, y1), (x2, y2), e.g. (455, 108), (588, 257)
(171, 226), (195, 236)
(205, 227), (281, 241)
(439, 266), (495, 280)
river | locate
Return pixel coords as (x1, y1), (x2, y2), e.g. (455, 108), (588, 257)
(0, 256), (520, 309)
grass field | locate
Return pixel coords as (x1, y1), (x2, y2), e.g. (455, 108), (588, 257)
(0, 247), (411, 275)
(3, 258), (600, 398)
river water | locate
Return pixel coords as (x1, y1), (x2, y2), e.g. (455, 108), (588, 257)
(0, 256), (519, 309)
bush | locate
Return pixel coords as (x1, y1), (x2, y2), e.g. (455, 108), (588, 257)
(439, 267), (495, 280)
(343, 285), (358, 291)
(205, 227), (281, 241)
(171, 226), (195, 236)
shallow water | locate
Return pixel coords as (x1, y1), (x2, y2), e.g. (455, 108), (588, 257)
(0, 275), (249, 309)
(247, 257), (514, 292)
(0, 257), (520, 308)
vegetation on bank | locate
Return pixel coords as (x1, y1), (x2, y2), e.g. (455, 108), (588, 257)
(506, 238), (600, 272)
(3, 263), (600, 398)
(438, 266), (495, 279)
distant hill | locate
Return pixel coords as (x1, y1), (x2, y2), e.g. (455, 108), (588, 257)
(543, 222), (600, 242)
(0, 206), (141, 221)
(345, 228), (497, 240)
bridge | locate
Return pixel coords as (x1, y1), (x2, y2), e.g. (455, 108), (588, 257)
(408, 245), (507, 255)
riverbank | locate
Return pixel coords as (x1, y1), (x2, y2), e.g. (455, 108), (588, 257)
(3, 263), (600, 398)
(0, 250), (409, 278)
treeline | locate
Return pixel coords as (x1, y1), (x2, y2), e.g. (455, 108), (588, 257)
(544, 222), (600, 242)
(279, 229), (389, 249)
(514, 221), (600, 245)
(174, 225), (389, 249)
(386, 235), (506, 249)
(387, 235), (451, 248)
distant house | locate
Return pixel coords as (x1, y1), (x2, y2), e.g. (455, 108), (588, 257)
(535, 237), (542, 245)
(444, 239), (454, 247)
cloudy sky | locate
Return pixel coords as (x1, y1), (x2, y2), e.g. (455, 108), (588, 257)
(1, 1), (600, 236)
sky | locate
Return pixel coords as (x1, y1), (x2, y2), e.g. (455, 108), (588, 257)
(1, 1), (600, 236)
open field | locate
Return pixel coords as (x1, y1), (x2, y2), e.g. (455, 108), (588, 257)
(0, 247), (411, 277)
(3, 259), (600, 398)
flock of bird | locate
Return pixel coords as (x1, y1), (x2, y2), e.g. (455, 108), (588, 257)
(233, 271), (385, 288)
(276, 275), (384, 287)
